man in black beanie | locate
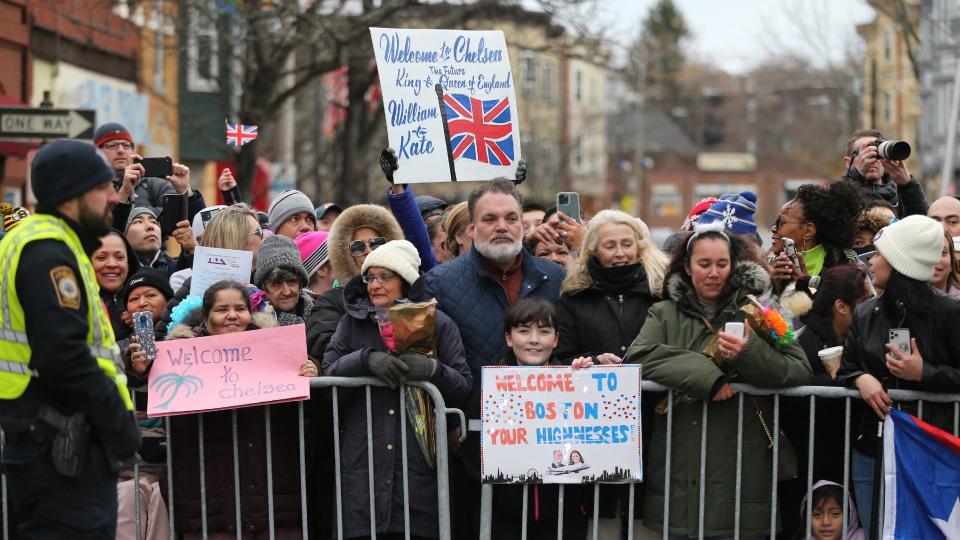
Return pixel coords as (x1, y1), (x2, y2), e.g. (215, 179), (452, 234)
(94, 122), (207, 230)
(0, 139), (140, 538)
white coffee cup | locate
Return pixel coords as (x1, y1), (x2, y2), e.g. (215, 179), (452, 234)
(818, 346), (843, 378)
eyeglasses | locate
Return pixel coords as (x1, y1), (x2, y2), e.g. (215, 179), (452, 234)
(101, 141), (134, 151)
(349, 237), (386, 256)
(362, 272), (398, 284)
(773, 215), (805, 230)
(249, 228), (263, 239)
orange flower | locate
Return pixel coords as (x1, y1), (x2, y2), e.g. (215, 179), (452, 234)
(763, 310), (789, 337)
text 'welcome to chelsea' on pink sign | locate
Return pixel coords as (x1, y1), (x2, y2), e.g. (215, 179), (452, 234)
(147, 324), (310, 417)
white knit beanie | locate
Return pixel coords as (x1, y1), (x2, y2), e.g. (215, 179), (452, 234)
(873, 215), (944, 281)
(360, 240), (421, 286)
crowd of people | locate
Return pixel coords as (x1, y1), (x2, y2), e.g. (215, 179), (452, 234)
(2, 123), (960, 540)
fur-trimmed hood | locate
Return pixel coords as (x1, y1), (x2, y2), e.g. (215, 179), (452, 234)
(327, 204), (404, 285)
(167, 310), (278, 340)
(665, 260), (771, 311)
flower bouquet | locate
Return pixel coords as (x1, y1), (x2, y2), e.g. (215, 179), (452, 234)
(381, 299), (439, 468)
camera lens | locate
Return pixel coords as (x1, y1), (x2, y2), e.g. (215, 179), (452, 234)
(559, 194), (568, 204)
(877, 139), (911, 161)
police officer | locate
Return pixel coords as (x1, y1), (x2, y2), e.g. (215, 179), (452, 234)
(0, 139), (140, 538)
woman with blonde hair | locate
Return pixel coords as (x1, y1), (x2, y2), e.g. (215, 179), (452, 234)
(556, 210), (668, 363)
(440, 201), (472, 258)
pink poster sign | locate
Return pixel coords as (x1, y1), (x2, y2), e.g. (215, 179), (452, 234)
(147, 324), (311, 417)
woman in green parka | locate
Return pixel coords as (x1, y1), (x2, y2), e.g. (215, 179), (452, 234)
(625, 223), (812, 538)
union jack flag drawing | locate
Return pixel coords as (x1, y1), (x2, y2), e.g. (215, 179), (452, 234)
(226, 123), (258, 147)
(442, 93), (515, 166)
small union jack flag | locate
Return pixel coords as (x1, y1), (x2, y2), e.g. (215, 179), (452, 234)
(442, 93), (514, 166)
(226, 123), (258, 147)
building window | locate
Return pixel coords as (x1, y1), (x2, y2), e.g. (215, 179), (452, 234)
(883, 28), (894, 62)
(575, 69), (582, 102)
(187, 1), (219, 93)
(542, 61), (552, 103)
(572, 136), (583, 170)
(521, 53), (536, 98)
(746, 98), (757, 123)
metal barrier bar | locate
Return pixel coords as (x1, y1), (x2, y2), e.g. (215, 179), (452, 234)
(627, 482), (635, 540)
(132, 393), (142, 540)
(198, 414), (208, 538)
(522, 484), (529, 540)
(662, 389), (673, 540)
(697, 401), (708, 540)
(165, 416), (175, 540)
(918, 399), (924, 421)
(231, 410), (242, 540)
(842, 397), (851, 540)
(332, 387), (344, 540)
(769, 394), (780, 538)
(400, 387), (411, 540)
(2, 430), (8, 540)
(479, 484), (493, 540)
(365, 386), (377, 540)
(265, 406), (276, 540)
(556, 485), (564, 540)
(734, 392), (743, 539)
(297, 402), (308, 540)
(805, 396), (815, 540)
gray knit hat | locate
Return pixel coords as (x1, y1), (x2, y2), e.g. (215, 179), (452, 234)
(268, 189), (316, 232)
(254, 234), (309, 289)
(126, 207), (158, 232)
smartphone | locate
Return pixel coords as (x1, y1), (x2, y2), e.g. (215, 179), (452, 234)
(134, 156), (173, 179)
(160, 193), (188, 237)
(782, 238), (801, 267)
(556, 192), (581, 222)
(200, 207), (223, 228)
(724, 322), (745, 338)
(888, 328), (911, 355)
(133, 311), (157, 362)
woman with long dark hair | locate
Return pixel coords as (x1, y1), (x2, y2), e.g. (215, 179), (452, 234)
(837, 216), (960, 537)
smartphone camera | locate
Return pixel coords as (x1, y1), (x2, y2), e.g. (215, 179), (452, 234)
(558, 194), (569, 204)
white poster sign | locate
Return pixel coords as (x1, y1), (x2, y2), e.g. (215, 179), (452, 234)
(189, 247), (254, 297)
(481, 366), (642, 484)
(370, 27), (522, 183)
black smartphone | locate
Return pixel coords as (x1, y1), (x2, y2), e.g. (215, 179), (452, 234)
(200, 207), (223, 228)
(135, 156), (173, 179)
(160, 193), (188, 237)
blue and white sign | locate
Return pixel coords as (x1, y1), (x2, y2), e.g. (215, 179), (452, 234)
(370, 27), (522, 183)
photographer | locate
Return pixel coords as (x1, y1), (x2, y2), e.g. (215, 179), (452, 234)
(839, 129), (928, 218)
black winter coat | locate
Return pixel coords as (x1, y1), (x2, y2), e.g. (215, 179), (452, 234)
(306, 285), (345, 360)
(555, 261), (659, 363)
(321, 277), (472, 539)
(837, 293), (960, 455)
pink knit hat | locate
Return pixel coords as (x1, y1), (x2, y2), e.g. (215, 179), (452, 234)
(295, 231), (330, 277)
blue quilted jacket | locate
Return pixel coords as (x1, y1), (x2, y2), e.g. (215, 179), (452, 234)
(420, 246), (564, 387)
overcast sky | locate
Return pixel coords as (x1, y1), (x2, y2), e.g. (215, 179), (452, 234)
(593, 0), (878, 74)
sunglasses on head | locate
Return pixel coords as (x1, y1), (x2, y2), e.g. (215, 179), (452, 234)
(349, 237), (386, 256)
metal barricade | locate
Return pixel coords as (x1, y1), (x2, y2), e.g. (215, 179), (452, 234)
(0, 377), (465, 540)
(474, 380), (960, 540)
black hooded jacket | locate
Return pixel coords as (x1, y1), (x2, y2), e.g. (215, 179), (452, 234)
(839, 167), (928, 218)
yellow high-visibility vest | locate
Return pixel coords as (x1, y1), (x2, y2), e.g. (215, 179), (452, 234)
(0, 214), (133, 410)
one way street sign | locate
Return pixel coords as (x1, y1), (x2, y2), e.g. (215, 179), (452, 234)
(0, 108), (95, 141)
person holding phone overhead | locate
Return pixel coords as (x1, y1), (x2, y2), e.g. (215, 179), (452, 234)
(95, 123), (207, 228)
(124, 207), (196, 277)
(836, 215), (960, 538)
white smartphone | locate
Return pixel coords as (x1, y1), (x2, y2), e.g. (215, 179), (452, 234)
(888, 328), (911, 355)
(724, 322), (745, 338)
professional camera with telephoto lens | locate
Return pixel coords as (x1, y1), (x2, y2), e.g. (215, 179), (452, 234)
(869, 138), (911, 161)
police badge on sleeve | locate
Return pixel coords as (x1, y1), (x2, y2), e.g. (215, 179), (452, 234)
(50, 266), (81, 310)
